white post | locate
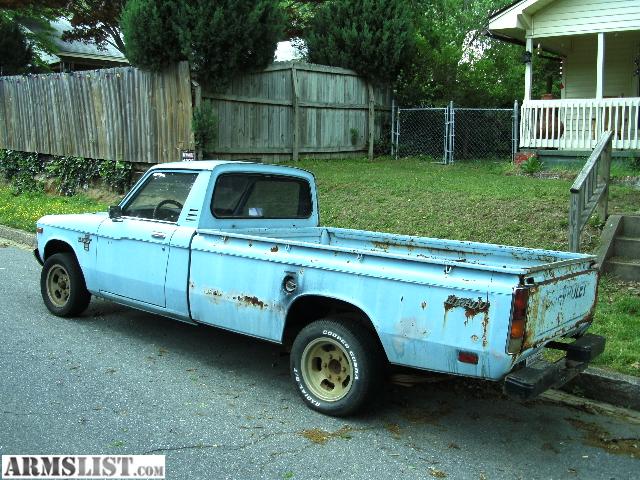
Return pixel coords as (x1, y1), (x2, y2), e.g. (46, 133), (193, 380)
(596, 33), (605, 100)
(524, 38), (533, 101)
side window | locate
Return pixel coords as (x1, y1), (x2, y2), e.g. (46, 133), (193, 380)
(211, 174), (312, 219)
(123, 172), (198, 222)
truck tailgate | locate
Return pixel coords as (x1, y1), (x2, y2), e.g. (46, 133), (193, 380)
(522, 264), (598, 349)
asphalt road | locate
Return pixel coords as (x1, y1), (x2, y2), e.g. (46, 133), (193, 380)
(1, 244), (638, 480)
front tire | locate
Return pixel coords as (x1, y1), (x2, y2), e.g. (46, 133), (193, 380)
(290, 318), (381, 416)
(41, 253), (91, 317)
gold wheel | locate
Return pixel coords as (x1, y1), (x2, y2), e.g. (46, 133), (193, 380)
(301, 337), (354, 402)
(46, 264), (71, 307)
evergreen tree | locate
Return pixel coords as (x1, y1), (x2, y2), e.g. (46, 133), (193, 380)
(0, 17), (32, 75)
(178, 0), (285, 90)
(121, 0), (285, 90)
(120, 0), (185, 71)
(305, 0), (415, 85)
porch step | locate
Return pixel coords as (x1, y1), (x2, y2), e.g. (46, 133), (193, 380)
(602, 257), (640, 282)
(599, 215), (640, 282)
(623, 215), (640, 237)
(614, 237), (640, 258)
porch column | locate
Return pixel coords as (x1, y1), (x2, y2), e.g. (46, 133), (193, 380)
(524, 37), (533, 101)
(596, 32), (605, 99)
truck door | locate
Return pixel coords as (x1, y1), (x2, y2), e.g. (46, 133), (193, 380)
(96, 171), (198, 307)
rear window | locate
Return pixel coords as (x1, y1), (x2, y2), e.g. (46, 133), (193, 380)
(211, 173), (312, 219)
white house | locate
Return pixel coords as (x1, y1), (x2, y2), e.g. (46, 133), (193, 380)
(489, 0), (640, 152)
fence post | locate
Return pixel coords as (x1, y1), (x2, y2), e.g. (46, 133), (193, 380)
(192, 80), (202, 160)
(291, 66), (300, 161)
(512, 99), (519, 162)
(447, 101), (455, 164)
(395, 108), (400, 160)
(368, 83), (375, 160)
(390, 98), (395, 157)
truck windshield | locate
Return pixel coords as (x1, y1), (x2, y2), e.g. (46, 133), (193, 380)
(211, 173), (312, 219)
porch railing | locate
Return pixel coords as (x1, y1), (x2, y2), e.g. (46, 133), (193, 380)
(521, 98), (640, 150)
(568, 131), (613, 252)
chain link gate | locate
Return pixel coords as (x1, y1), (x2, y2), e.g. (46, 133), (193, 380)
(392, 107), (449, 161)
(392, 101), (519, 163)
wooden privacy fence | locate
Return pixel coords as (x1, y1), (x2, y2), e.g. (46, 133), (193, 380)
(198, 62), (392, 161)
(0, 62), (193, 164)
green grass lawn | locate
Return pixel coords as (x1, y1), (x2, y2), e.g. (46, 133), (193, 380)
(1, 157), (638, 375)
(0, 186), (108, 232)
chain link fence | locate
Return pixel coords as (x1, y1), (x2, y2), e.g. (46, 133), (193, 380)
(392, 102), (518, 163)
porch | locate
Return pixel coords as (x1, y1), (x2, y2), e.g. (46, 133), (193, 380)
(520, 97), (640, 150)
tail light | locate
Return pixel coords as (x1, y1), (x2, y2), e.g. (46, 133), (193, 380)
(508, 287), (529, 353)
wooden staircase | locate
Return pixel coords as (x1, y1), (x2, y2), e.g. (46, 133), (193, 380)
(600, 215), (640, 281)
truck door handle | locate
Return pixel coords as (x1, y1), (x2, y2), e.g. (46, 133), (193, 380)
(151, 232), (166, 239)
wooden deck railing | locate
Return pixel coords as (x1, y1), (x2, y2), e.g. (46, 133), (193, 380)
(569, 131), (613, 252)
(521, 98), (640, 150)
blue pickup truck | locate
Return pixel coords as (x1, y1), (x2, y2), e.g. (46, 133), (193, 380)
(35, 160), (605, 416)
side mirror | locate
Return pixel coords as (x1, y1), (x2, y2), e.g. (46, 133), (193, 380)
(109, 205), (123, 220)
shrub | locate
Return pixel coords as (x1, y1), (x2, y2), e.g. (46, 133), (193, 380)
(520, 156), (544, 175)
(192, 102), (218, 153)
(0, 150), (132, 196)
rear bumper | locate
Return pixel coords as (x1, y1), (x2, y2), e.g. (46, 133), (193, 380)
(503, 334), (606, 400)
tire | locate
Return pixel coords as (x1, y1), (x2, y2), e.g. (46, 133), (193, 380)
(40, 252), (91, 317)
(290, 317), (382, 417)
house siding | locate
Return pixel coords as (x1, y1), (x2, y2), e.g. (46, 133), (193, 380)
(563, 33), (638, 99)
(531, 0), (640, 38)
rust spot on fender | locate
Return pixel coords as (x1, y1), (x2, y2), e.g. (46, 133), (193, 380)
(270, 245), (279, 252)
(481, 312), (489, 348)
(239, 295), (266, 309)
(372, 240), (415, 252)
(421, 301), (427, 310)
(204, 288), (222, 297)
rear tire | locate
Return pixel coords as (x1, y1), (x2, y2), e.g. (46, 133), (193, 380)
(41, 253), (91, 317)
(290, 317), (382, 416)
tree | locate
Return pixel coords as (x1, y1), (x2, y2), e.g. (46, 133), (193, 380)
(281, 0), (327, 38)
(120, 0), (184, 71)
(0, 16), (33, 75)
(121, 0), (286, 90)
(394, 0), (525, 107)
(0, 0), (65, 70)
(305, 0), (415, 85)
(0, 0), (66, 8)
(179, 0), (285, 89)
(63, 1), (126, 53)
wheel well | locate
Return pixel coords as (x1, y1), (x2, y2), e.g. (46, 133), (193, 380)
(44, 240), (75, 261)
(283, 295), (388, 361)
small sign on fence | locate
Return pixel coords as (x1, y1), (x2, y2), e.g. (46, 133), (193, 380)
(181, 150), (195, 162)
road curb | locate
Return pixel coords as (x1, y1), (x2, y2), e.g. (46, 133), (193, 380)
(0, 226), (638, 411)
(0, 225), (36, 248)
(562, 367), (640, 411)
